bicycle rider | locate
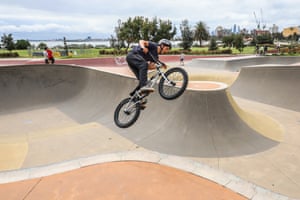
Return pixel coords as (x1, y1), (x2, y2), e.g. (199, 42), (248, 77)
(126, 39), (172, 103)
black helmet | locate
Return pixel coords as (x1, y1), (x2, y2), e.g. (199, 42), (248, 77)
(158, 39), (172, 49)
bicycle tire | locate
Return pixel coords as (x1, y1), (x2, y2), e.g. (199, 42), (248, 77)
(158, 67), (188, 100)
(114, 97), (141, 128)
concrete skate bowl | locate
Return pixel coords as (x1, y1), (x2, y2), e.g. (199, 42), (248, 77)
(189, 55), (300, 72)
(230, 65), (300, 112)
(0, 64), (283, 171)
(187, 57), (300, 198)
(189, 56), (300, 111)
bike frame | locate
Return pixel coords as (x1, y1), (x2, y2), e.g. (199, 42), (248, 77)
(123, 63), (167, 113)
(115, 59), (188, 128)
(147, 62), (174, 87)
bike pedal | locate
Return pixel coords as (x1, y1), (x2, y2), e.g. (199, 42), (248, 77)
(139, 100), (147, 110)
(140, 104), (146, 110)
(141, 99), (147, 104)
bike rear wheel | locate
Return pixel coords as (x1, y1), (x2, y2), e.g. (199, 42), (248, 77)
(114, 97), (141, 128)
(158, 67), (188, 100)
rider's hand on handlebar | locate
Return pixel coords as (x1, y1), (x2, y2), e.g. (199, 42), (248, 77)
(159, 61), (167, 69)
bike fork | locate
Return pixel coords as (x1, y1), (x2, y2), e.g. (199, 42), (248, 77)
(161, 73), (176, 86)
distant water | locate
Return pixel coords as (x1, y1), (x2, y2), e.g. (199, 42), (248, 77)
(29, 40), (111, 48)
(28, 40), (184, 48)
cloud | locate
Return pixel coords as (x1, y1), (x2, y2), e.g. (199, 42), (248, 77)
(0, 0), (300, 39)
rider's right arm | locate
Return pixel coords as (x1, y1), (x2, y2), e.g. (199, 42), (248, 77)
(148, 62), (156, 70)
(139, 40), (149, 54)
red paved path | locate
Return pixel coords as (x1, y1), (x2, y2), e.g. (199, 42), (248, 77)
(0, 161), (247, 200)
(0, 55), (231, 67)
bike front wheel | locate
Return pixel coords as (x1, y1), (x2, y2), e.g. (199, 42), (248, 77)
(158, 67), (188, 100)
(114, 98), (141, 128)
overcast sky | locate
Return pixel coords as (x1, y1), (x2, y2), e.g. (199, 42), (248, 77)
(0, 0), (299, 40)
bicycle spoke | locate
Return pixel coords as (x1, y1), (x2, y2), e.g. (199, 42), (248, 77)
(158, 67), (188, 100)
(114, 98), (141, 128)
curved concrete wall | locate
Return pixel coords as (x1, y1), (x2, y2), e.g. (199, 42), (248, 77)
(190, 56), (300, 71)
(0, 64), (278, 158)
(230, 65), (300, 111)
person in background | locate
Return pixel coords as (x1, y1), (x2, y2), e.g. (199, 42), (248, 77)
(44, 47), (55, 64)
(180, 52), (185, 66)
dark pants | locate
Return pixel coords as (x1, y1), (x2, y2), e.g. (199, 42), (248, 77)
(45, 57), (55, 64)
(126, 52), (148, 93)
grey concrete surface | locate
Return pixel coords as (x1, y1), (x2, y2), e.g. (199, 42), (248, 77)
(189, 55), (300, 71)
(0, 56), (299, 199)
(230, 65), (300, 111)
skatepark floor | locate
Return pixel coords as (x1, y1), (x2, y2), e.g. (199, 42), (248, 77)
(0, 56), (299, 200)
(0, 161), (247, 200)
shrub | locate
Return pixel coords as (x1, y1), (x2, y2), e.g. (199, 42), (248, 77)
(0, 52), (19, 58)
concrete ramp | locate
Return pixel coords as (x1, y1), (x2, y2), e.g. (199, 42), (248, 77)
(189, 56), (300, 71)
(0, 64), (281, 171)
(115, 88), (279, 157)
(230, 65), (300, 111)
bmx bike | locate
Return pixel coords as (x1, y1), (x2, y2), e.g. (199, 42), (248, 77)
(114, 59), (189, 128)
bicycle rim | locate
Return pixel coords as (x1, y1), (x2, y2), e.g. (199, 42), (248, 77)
(114, 98), (141, 128)
(158, 67), (188, 100)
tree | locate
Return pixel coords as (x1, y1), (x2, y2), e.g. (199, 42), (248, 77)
(222, 35), (234, 48)
(15, 39), (31, 50)
(233, 34), (244, 53)
(37, 42), (47, 50)
(209, 37), (218, 51)
(194, 21), (209, 47)
(117, 16), (147, 52)
(153, 18), (176, 42)
(115, 16), (176, 52)
(111, 19), (126, 51)
(1, 33), (15, 51)
(256, 34), (273, 45)
(180, 19), (194, 50)
(140, 17), (157, 41)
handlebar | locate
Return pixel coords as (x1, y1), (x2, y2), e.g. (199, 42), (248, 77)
(148, 52), (167, 69)
(155, 61), (164, 67)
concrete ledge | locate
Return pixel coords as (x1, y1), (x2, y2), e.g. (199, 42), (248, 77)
(189, 55), (300, 72)
(0, 150), (294, 200)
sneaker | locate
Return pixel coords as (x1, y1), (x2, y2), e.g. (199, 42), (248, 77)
(140, 104), (147, 110)
(140, 86), (155, 93)
(129, 91), (135, 97)
(140, 99), (147, 110)
(141, 98), (147, 104)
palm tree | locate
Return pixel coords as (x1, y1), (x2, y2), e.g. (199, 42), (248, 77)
(194, 21), (209, 47)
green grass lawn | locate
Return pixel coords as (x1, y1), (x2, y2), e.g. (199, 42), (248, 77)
(1, 46), (299, 59)
(0, 48), (108, 58)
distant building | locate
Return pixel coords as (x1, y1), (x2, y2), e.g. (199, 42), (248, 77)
(215, 26), (223, 37)
(215, 26), (233, 37)
(282, 26), (300, 38)
(232, 24), (237, 33)
(270, 24), (279, 34)
(253, 29), (270, 36)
